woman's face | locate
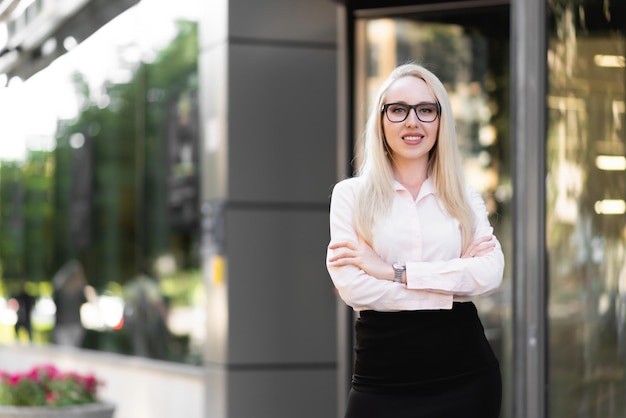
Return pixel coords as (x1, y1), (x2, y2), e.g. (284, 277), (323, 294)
(382, 76), (440, 168)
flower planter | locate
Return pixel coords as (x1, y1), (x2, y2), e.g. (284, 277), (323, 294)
(0, 402), (115, 418)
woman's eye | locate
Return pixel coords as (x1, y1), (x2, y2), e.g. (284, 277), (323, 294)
(390, 106), (407, 114)
(419, 106), (434, 114)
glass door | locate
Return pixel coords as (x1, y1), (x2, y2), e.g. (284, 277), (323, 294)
(547, 1), (626, 416)
(352, 3), (512, 417)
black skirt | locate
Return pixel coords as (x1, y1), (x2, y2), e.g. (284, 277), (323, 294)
(345, 302), (501, 418)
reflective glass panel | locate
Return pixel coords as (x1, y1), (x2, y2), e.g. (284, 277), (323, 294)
(547, 1), (626, 415)
(355, 6), (512, 417)
(0, 0), (203, 364)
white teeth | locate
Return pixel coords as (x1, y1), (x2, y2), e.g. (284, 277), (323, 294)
(402, 136), (422, 140)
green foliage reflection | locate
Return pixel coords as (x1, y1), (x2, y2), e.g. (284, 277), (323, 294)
(0, 20), (202, 365)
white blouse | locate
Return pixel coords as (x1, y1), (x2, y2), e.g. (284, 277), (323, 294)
(326, 177), (505, 312)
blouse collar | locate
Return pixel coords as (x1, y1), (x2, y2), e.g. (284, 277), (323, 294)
(393, 177), (435, 202)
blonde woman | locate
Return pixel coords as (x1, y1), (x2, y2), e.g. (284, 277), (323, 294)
(326, 63), (504, 418)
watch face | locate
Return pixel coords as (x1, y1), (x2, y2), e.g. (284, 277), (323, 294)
(393, 262), (406, 270)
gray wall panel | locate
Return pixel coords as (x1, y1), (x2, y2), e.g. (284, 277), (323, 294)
(229, 0), (336, 43)
(228, 369), (337, 418)
(226, 208), (336, 364)
(200, 1), (339, 416)
(228, 44), (337, 203)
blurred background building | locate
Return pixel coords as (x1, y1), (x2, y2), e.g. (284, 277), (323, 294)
(0, 0), (624, 417)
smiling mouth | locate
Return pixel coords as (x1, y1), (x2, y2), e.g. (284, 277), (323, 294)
(402, 135), (423, 141)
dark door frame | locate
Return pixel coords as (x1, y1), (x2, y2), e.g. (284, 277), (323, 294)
(510, 0), (547, 417)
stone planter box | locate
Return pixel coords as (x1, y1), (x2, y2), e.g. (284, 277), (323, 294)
(0, 402), (115, 418)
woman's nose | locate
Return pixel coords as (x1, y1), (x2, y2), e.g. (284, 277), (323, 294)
(405, 108), (421, 126)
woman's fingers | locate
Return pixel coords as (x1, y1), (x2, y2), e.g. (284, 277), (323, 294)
(473, 235), (493, 246)
(463, 235), (495, 258)
(471, 245), (494, 257)
(328, 240), (389, 279)
(328, 240), (357, 251)
(328, 241), (359, 264)
(328, 250), (354, 263)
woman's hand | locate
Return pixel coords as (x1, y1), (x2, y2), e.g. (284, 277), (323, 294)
(462, 235), (496, 259)
(327, 240), (393, 281)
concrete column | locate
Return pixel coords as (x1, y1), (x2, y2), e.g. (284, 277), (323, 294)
(199, 1), (339, 417)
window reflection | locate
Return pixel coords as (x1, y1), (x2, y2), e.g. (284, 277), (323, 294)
(547, 0), (626, 415)
(0, 0), (203, 365)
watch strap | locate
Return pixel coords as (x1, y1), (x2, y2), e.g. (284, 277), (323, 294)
(392, 262), (406, 283)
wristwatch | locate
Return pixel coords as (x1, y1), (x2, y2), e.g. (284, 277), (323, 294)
(392, 262), (406, 283)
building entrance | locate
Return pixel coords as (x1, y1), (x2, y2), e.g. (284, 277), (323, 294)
(342, 1), (513, 417)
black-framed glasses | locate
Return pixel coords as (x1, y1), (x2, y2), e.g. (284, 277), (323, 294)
(381, 102), (441, 123)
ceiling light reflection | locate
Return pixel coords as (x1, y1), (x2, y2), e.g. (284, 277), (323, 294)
(595, 155), (626, 171)
(594, 54), (625, 68)
(594, 199), (626, 215)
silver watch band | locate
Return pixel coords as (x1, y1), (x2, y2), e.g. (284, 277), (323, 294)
(393, 262), (405, 283)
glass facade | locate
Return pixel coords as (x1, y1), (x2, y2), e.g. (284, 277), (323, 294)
(0, 0), (204, 364)
(354, 5), (513, 417)
(547, 1), (626, 416)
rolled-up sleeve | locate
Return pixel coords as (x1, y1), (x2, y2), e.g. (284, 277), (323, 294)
(326, 179), (453, 311)
(405, 188), (504, 296)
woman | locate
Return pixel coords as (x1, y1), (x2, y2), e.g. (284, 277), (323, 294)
(326, 63), (505, 418)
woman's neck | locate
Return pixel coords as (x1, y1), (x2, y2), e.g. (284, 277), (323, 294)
(393, 162), (428, 199)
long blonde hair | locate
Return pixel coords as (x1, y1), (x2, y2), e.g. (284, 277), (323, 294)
(354, 63), (475, 252)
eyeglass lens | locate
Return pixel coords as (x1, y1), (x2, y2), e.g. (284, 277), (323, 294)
(384, 103), (439, 123)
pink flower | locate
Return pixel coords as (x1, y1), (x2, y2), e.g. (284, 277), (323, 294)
(0, 364), (103, 407)
(84, 375), (97, 393)
(38, 364), (60, 378)
(9, 374), (22, 385)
